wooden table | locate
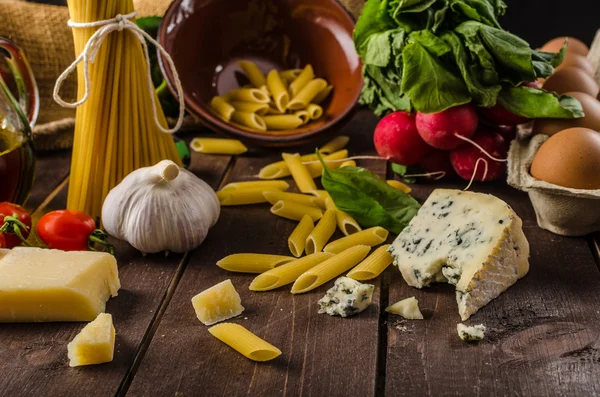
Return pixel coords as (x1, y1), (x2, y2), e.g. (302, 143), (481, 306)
(1, 110), (600, 397)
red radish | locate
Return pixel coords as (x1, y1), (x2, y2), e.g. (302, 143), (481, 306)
(492, 124), (517, 142)
(415, 104), (479, 150)
(450, 131), (508, 181)
(373, 111), (430, 165)
(523, 80), (543, 89)
(419, 148), (455, 176)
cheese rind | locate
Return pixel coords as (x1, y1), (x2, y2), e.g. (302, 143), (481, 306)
(318, 277), (374, 317)
(390, 189), (530, 320)
(385, 296), (423, 319)
(457, 323), (486, 342)
(191, 279), (244, 325)
(0, 247), (120, 322)
(67, 313), (116, 367)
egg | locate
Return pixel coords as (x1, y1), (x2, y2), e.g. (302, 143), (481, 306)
(543, 67), (599, 97)
(556, 52), (595, 76)
(530, 127), (600, 189)
(533, 91), (600, 136)
(541, 37), (589, 56)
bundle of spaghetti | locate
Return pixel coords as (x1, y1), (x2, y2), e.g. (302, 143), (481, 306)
(66, 0), (181, 219)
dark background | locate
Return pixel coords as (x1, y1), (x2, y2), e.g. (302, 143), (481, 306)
(36, 0), (598, 48)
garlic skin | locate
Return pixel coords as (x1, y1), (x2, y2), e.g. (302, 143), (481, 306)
(101, 160), (220, 253)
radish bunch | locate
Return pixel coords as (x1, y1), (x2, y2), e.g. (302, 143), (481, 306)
(373, 103), (521, 182)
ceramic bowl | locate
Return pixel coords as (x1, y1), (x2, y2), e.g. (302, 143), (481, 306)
(158, 0), (361, 147)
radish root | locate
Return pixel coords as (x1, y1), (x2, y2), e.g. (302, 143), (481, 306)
(404, 171), (446, 180)
(454, 134), (507, 162)
(463, 158), (488, 191)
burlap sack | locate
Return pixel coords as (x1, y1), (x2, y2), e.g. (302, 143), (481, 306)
(507, 135), (600, 236)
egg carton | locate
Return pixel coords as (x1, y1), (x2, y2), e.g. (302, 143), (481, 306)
(507, 135), (600, 236)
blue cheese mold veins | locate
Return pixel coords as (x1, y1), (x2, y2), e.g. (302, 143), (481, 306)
(318, 277), (375, 317)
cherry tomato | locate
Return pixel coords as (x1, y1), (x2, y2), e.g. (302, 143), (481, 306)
(0, 202), (32, 248)
(0, 234), (6, 249)
(37, 210), (112, 253)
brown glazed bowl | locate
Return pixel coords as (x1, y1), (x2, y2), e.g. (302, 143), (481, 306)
(158, 0), (361, 147)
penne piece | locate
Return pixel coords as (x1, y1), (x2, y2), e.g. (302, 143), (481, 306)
(323, 227), (389, 254)
(231, 111), (267, 131)
(305, 209), (337, 255)
(281, 153), (317, 193)
(250, 252), (334, 291)
(208, 323), (282, 362)
(230, 101), (269, 116)
(221, 180), (289, 191)
(291, 245), (371, 294)
(266, 70), (290, 113)
(340, 160), (356, 167)
(270, 200), (323, 222)
(217, 188), (272, 206)
(280, 68), (303, 83)
(319, 136), (350, 155)
(262, 190), (323, 208)
(306, 104), (323, 120)
(288, 65), (315, 97)
(210, 97), (235, 122)
(325, 198), (362, 236)
(306, 149), (348, 178)
(258, 154), (317, 180)
(217, 253), (295, 273)
(263, 115), (303, 130)
(227, 88), (270, 104)
(386, 180), (412, 193)
(287, 78), (328, 110)
(347, 244), (393, 280)
(287, 215), (315, 257)
(310, 190), (331, 200)
(313, 84), (333, 105)
(294, 110), (311, 125)
(237, 60), (266, 88)
(190, 138), (248, 155)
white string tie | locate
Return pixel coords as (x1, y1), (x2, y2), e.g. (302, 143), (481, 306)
(53, 11), (185, 134)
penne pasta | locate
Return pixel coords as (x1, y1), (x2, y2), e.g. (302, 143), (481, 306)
(310, 190), (331, 200)
(313, 84), (333, 105)
(210, 97), (235, 122)
(227, 88), (270, 104)
(217, 187), (272, 206)
(238, 60), (266, 88)
(266, 70), (289, 112)
(279, 69), (303, 83)
(295, 110), (311, 125)
(217, 253), (295, 273)
(288, 65), (315, 97)
(231, 111), (267, 131)
(266, 106), (285, 115)
(319, 136), (350, 155)
(291, 245), (371, 294)
(208, 323), (282, 362)
(250, 252), (334, 291)
(221, 180), (289, 191)
(306, 149), (348, 178)
(287, 78), (328, 110)
(230, 101), (269, 116)
(262, 190), (323, 208)
(190, 138), (248, 155)
(263, 115), (304, 130)
(281, 153), (317, 193)
(386, 180), (412, 193)
(258, 154), (317, 180)
(340, 160), (356, 167)
(325, 198), (362, 235)
(347, 244), (393, 280)
(306, 104), (323, 120)
(305, 209), (337, 255)
(323, 227), (389, 254)
(287, 215), (315, 257)
(270, 200), (323, 222)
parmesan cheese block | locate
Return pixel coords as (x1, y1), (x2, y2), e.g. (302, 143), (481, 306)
(191, 279), (244, 325)
(390, 189), (529, 320)
(0, 247), (120, 323)
(67, 313), (116, 367)
(385, 297), (423, 319)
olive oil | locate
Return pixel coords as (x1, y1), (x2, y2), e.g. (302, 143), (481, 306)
(0, 121), (34, 205)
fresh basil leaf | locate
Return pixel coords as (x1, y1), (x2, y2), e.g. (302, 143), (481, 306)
(402, 30), (471, 113)
(319, 155), (421, 234)
(391, 163), (408, 175)
(497, 86), (584, 119)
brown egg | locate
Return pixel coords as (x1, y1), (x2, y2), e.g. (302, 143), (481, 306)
(541, 37), (589, 56)
(534, 91), (600, 136)
(543, 67), (600, 97)
(531, 127), (600, 189)
(556, 52), (595, 76)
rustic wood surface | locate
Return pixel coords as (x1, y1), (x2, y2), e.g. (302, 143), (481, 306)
(0, 110), (599, 397)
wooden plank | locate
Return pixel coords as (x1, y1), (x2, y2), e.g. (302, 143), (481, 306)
(0, 149), (232, 396)
(26, 149), (71, 212)
(127, 111), (386, 397)
(385, 180), (600, 396)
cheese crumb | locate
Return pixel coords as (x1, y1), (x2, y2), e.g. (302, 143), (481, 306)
(385, 297), (423, 319)
(457, 323), (486, 342)
(318, 277), (374, 317)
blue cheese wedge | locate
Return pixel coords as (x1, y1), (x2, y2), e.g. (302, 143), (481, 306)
(385, 296), (423, 319)
(457, 323), (486, 341)
(389, 189), (530, 321)
(318, 277), (374, 317)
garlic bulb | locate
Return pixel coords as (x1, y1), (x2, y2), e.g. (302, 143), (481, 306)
(101, 160), (220, 253)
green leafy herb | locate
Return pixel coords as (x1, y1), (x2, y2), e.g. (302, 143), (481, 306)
(391, 163), (417, 183)
(497, 86), (585, 119)
(319, 154), (420, 234)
